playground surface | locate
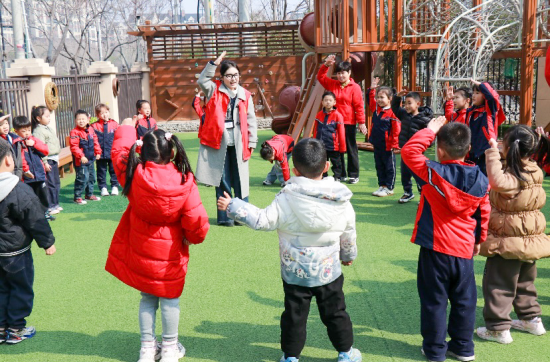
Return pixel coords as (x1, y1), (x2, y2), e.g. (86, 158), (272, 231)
(2, 130), (550, 362)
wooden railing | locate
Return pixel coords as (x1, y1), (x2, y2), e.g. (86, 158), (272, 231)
(0, 78), (30, 121)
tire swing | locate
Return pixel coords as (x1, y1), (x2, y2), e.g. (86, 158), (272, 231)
(44, 82), (59, 111)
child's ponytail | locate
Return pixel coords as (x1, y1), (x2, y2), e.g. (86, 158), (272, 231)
(31, 105), (48, 131)
(122, 143), (142, 196)
(503, 125), (538, 182)
(170, 134), (193, 183)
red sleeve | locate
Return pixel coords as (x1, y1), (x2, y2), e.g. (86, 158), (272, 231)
(193, 97), (205, 119)
(352, 85), (365, 124)
(546, 47), (550, 88)
(313, 111), (322, 138)
(281, 153), (290, 181)
(401, 128), (435, 183)
(90, 122), (99, 133)
(480, 83), (501, 125)
(181, 179), (210, 244)
(111, 120), (119, 131)
(444, 100), (457, 122)
(390, 117), (401, 149)
(316, 64), (340, 90)
(69, 131), (84, 159)
(482, 113), (496, 141)
(20, 144), (29, 172)
(91, 129), (102, 156)
(31, 136), (49, 156)
(338, 115), (347, 153)
(111, 125), (138, 187)
(366, 88), (377, 113)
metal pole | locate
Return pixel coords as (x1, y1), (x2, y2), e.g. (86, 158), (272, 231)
(238, 0), (250, 22)
(204, 0), (214, 23)
(0, 5), (7, 77)
(11, 0), (25, 59)
(21, 0), (32, 58)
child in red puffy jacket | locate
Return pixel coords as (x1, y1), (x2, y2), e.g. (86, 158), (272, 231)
(105, 116), (210, 362)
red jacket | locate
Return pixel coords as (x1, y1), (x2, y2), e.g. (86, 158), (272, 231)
(313, 108), (347, 153)
(366, 89), (400, 151)
(13, 136), (49, 182)
(193, 96), (205, 121)
(199, 80), (253, 161)
(444, 100), (467, 124)
(266, 134), (295, 181)
(70, 126), (101, 167)
(105, 126), (210, 299)
(136, 114), (158, 139)
(317, 64), (366, 125)
(402, 128), (491, 259)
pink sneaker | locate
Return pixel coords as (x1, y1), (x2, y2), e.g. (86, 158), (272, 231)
(85, 195), (101, 201)
(74, 198), (87, 205)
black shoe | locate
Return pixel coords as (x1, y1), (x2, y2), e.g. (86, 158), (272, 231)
(398, 193), (415, 203)
(217, 221), (234, 227)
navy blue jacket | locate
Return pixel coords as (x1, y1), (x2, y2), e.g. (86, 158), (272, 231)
(14, 136), (48, 183)
(91, 119), (118, 159)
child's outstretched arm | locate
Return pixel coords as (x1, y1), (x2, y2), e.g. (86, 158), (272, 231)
(340, 202), (357, 266)
(391, 90), (408, 122)
(218, 192), (281, 231)
(366, 77), (379, 114)
(181, 180), (210, 245)
(485, 139), (519, 194)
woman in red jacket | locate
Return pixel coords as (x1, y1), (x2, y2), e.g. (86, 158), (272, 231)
(105, 117), (210, 362)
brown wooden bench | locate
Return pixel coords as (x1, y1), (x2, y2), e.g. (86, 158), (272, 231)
(58, 136), (73, 178)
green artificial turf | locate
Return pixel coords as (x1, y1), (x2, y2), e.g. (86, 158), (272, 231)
(3, 130), (550, 362)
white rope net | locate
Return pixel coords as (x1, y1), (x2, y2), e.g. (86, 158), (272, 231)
(430, 0), (522, 115)
(405, 0), (472, 37)
(537, 0), (550, 39)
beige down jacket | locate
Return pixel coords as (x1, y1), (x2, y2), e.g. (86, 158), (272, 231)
(480, 147), (550, 261)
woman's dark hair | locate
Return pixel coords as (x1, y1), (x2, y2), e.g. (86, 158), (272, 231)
(377, 86), (394, 99)
(122, 129), (193, 196)
(31, 105), (48, 131)
(334, 61), (352, 74)
(136, 100), (150, 114)
(220, 60), (240, 76)
(260, 141), (274, 161)
(503, 125), (538, 182)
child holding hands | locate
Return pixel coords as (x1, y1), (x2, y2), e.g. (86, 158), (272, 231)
(218, 138), (361, 362)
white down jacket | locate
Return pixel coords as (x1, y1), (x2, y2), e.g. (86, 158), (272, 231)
(226, 176), (357, 287)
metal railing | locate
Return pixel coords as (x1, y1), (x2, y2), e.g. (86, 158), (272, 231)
(117, 71), (143, 120)
(0, 78), (30, 125)
(52, 74), (101, 147)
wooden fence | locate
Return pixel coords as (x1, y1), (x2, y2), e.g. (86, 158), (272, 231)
(117, 72), (143, 120)
(0, 78), (30, 124)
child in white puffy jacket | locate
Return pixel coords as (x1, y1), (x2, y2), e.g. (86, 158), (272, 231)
(217, 138), (361, 362)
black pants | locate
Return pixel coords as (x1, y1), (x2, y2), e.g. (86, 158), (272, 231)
(45, 159), (60, 209)
(417, 247), (476, 361)
(96, 159), (120, 190)
(467, 154), (487, 176)
(401, 158), (421, 195)
(326, 151), (343, 179)
(74, 162), (96, 199)
(28, 181), (49, 212)
(215, 146), (247, 225)
(281, 275), (353, 358)
(374, 149), (396, 189)
(340, 125), (359, 179)
(0, 250), (34, 329)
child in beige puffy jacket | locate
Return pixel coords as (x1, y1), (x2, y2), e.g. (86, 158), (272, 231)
(476, 125), (550, 344)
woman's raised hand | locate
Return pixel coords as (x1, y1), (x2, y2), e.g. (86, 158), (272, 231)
(214, 51), (227, 66)
(324, 54), (336, 67)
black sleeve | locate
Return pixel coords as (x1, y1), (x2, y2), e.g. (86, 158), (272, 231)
(13, 186), (55, 249)
(391, 96), (407, 121)
(472, 205), (482, 244)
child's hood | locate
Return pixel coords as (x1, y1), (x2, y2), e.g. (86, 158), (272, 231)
(413, 106), (434, 120)
(282, 176), (353, 232)
(0, 172), (19, 202)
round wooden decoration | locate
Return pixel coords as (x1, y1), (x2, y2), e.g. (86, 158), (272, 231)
(44, 82), (59, 111)
(112, 78), (120, 97)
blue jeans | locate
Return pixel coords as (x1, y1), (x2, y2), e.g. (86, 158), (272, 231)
(74, 162), (96, 199)
(216, 146), (248, 225)
(0, 250), (34, 329)
(96, 159), (119, 189)
(265, 153), (292, 184)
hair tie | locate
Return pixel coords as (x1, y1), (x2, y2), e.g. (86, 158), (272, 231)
(135, 140), (143, 147)
(165, 132), (173, 141)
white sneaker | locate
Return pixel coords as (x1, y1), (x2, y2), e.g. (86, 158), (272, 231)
(511, 317), (546, 336)
(111, 186), (119, 196)
(372, 187), (384, 196)
(377, 187), (394, 197)
(447, 350), (475, 361)
(476, 327), (513, 344)
(160, 340), (185, 362)
(101, 187), (109, 197)
(137, 340), (160, 362)
(262, 180), (273, 186)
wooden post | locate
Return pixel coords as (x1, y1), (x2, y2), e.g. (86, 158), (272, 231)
(342, 0), (350, 60)
(520, 0), (536, 126)
(146, 36), (158, 121)
(366, 0), (376, 43)
(409, 50), (417, 91)
(394, 0), (404, 91)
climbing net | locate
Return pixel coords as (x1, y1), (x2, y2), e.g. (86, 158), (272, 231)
(404, 0), (472, 37)
(430, 0), (522, 115)
(537, 0), (550, 39)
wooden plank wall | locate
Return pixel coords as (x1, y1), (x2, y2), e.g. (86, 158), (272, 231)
(152, 56), (303, 121)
